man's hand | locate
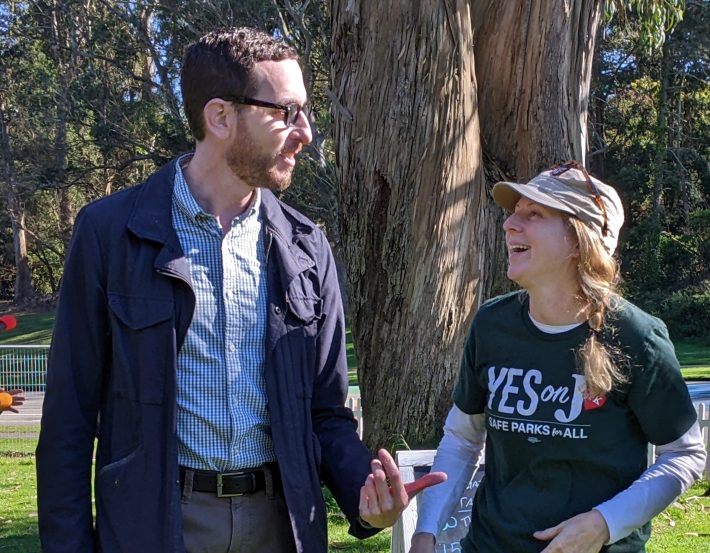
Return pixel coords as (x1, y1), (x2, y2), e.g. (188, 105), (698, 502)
(359, 448), (447, 528)
(0, 389), (25, 414)
(534, 509), (610, 553)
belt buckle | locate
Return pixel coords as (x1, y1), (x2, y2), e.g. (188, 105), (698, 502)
(216, 471), (254, 498)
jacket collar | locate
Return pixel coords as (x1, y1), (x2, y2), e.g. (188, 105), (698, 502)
(261, 189), (316, 280)
(126, 159), (179, 245)
(126, 159), (189, 277)
(125, 158), (318, 281)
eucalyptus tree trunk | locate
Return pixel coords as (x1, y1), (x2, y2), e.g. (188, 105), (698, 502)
(50, 0), (77, 251)
(472, 0), (603, 301)
(331, 0), (605, 448)
(331, 0), (484, 448)
(0, 102), (34, 304)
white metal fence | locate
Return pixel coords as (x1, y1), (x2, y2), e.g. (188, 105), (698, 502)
(0, 345), (49, 392)
(0, 346), (708, 479)
(0, 345), (49, 453)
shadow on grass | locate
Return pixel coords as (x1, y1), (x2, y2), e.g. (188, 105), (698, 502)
(0, 521), (40, 553)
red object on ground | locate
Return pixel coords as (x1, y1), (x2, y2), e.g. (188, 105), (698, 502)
(0, 315), (17, 332)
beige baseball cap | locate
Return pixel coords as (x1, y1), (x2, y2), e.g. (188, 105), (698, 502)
(492, 162), (624, 255)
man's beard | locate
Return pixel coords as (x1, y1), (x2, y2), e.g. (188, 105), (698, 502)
(226, 131), (294, 192)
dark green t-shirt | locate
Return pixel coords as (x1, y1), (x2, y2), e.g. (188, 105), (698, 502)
(453, 291), (697, 553)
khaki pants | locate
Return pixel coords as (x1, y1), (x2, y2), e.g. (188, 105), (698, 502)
(180, 469), (297, 553)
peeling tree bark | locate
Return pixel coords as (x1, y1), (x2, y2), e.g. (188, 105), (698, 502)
(331, 0), (484, 448)
(472, 0), (603, 302)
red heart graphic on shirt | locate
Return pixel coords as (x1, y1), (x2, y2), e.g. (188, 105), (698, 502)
(583, 395), (607, 410)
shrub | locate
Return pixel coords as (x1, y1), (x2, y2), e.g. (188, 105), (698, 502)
(654, 283), (710, 344)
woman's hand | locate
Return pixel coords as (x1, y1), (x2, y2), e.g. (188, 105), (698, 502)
(534, 509), (610, 553)
(408, 532), (436, 553)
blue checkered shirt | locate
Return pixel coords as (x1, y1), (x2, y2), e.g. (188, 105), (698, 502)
(172, 156), (276, 470)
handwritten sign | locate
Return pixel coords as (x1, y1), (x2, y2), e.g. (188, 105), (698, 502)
(390, 450), (484, 553)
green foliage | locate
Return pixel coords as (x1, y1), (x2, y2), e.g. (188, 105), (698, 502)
(594, 0), (709, 310)
(605, 0), (685, 52)
(656, 283), (710, 343)
(0, 0), (332, 303)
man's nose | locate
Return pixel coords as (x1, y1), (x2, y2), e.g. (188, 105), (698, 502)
(293, 111), (312, 145)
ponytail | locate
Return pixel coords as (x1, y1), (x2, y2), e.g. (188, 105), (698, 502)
(569, 218), (626, 397)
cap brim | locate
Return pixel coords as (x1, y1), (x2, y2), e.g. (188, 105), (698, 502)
(492, 181), (576, 215)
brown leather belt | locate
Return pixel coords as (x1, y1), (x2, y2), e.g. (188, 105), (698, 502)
(179, 465), (279, 497)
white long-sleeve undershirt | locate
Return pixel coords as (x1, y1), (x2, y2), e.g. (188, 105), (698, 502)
(414, 405), (706, 545)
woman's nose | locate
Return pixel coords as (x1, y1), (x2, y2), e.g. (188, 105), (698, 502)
(503, 212), (519, 232)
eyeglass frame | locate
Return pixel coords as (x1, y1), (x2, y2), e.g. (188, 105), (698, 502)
(549, 160), (609, 237)
(218, 95), (307, 127)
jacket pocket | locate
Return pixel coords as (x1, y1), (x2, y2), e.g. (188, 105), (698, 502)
(108, 294), (174, 404)
(286, 273), (323, 324)
(95, 445), (161, 550)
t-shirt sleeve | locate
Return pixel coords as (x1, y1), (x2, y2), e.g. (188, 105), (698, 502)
(453, 320), (487, 414)
(625, 321), (697, 446)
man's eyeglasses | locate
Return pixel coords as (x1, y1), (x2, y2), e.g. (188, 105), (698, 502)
(550, 160), (609, 237)
(219, 95), (307, 127)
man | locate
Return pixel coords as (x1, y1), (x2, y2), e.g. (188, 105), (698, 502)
(36, 27), (434, 553)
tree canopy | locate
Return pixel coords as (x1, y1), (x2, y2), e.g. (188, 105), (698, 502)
(0, 0), (707, 447)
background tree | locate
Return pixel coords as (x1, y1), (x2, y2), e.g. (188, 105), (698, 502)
(330, 0), (694, 449)
(0, 0), (330, 302)
(592, 0), (710, 340)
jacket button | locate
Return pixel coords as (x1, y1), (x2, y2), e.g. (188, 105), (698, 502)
(274, 306), (282, 314)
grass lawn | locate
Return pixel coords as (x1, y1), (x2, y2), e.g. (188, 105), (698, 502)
(676, 340), (710, 380)
(0, 310), (54, 346)
(676, 341), (710, 366)
(682, 366), (710, 380)
(0, 450), (707, 553)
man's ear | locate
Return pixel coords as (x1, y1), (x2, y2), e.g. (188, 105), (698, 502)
(202, 98), (233, 140)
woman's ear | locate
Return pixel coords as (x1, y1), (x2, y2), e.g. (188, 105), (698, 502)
(202, 98), (233, 141)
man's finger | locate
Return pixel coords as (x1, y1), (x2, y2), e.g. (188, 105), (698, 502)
(403, 472), (447, 498)
(359, 484), (370, 517)
(363, 474), (382, 516)
(378, 449), (402, 487)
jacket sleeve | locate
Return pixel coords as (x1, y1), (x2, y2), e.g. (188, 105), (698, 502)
(309, 232), (380, 539)
(36, 207), (109, 552)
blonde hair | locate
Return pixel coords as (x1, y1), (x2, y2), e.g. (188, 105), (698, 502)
(568, 217), (627, 397)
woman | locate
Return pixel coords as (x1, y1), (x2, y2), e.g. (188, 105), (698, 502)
(409, 162), (706, 553)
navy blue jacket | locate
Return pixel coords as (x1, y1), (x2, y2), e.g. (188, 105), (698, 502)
(36, 160), (378, 552)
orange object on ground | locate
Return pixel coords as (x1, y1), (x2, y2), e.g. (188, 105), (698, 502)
(0, 392), (13, 409)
